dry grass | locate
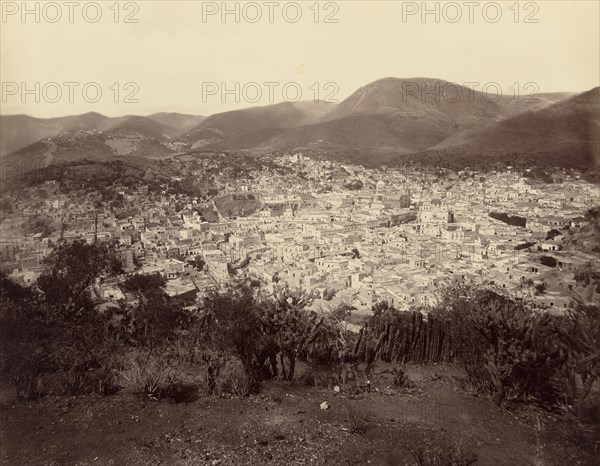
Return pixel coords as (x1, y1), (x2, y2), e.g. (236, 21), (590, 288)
(212, 358), (253, 397)
(115, 354), (174, 399)
(409, 437), (478, 466)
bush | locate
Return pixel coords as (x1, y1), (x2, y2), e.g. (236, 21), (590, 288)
(0, 243), (125, 399)
(300, 311), (351, 366)
(439, 285), (564, 405)
(202, 282), (264, 387)
(393, 367), (409, 387)
(345, 405), (370, 434)
(299, 371), (316, 386)
(1, 297), (123, 399)
(554, 302), (600, 404)
(115, 354), (174, 399)
(39, 364), (118, 397)
(409, 437), (478, 466)
(540, 256), (558, 268)
(489, 212), (526, 228)
(212, 358), (253, 397)
(515, 241), (536, 250)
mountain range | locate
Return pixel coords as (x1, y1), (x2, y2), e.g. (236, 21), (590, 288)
(1, 77), (598, 171)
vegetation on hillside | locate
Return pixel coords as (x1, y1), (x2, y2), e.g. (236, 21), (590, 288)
(0, 245), (598, 423)
(489, 211), (527, 228)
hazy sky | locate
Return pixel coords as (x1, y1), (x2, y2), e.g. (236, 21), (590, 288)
(1, 0), (598, 117)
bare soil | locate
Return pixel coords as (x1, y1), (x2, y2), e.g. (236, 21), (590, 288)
(1, 363), (598, 466)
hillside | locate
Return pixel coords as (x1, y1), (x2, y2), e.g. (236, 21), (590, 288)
(146, 112), (206, 137)
(100, 115), (173, 141)
(413, 87), (600, 169)
(0, 112), (204, 156)
(184, 101), (335, 149)
(1, 129), (176, 170)
(0, 112), (110, 156)
(1, 78), (596, 170)
(255, 78), (576, 162)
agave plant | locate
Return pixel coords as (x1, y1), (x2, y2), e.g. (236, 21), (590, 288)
(555, 301), (600, 402)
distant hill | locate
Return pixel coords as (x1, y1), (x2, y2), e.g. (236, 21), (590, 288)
(412, 87), (600, 170)
(0, 112), (109, 156)
(0, 112), (204, 156)
(2, 77), (596, 171)
(1, 129), (176, 171)
(184, 100), (335, 149)
(256, 78), (575, 162)
(101, 115), (173, 141)
(146, 113), (206, 137)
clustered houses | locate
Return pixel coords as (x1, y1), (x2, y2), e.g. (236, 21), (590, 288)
(1, 154), (598, 314)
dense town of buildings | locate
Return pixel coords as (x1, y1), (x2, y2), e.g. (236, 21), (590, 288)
(1, 153), (599, 318)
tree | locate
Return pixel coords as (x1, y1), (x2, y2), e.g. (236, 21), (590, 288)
(31, 218), (54, 237)
(118, 272), (186, 352)
(546, 229), (562, 240)
(119, 272), (166, 297)
(37, 240), (122, 313)
(585, 206), (600, 234)
(515, 242), (535, 251)
(202, 282), (264, 390)
(489, 212), (527, 228)
(343, 180), (364, 190)
(372, 301), (394, 317)
(535, 283), (546, 294)
(191, 255), (205, 271)
(271, 287), (319, 380)
(2, 253), (123, 398)
(540, 256), (557, 268)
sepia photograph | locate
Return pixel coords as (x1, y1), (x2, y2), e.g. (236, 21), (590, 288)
(0, 1), (599, 464)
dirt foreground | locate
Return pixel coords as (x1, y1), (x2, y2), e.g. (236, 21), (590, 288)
(1, 364), (598, 466)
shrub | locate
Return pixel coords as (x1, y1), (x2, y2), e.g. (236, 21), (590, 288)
(441, 285), (564, 405)
(409, 438), (478, 466)
(115, 353), (174, 399)
(540, 256), (558, 268)
(202, 282), (264, 389)
(1, 296), (123, 399)
(39, 363), (118, 397)
(534, 283), (547, 295)
(1, 243), (125, 399)
(301, 311), (351, 366)
(554, 302), (600, 404)
(166, 334), (204, 365)
(212, 358), (253, 397)
(345, 406), (370, 434)
(393, 367), (409, 387)
(299, 371), (316, 386)
(515, 242), (536, 250)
